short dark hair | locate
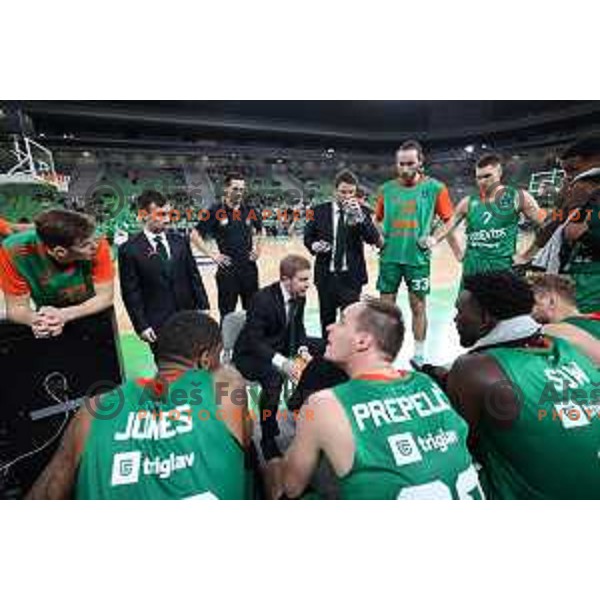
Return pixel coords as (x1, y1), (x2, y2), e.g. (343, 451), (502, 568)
(156, 311), (221, 362)
(34, 209), (95, 249)
(476, 153), (502, 169)
(356, 298), (405, 360)
(137, 189), (167, 212)
(280, 254), (311, 279)
(463, 271), (534, 320)
(528, 273), (576, 304)
(334, 169), (358, 189)
(561, 133), (600, 161)
(398, 140), (424, 161)
(224, 172), (245, 187)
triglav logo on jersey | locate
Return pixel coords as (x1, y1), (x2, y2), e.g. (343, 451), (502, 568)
(388, 433), (423, 466)
(111, 451), (142, 486)
(110, 450), (195, 486)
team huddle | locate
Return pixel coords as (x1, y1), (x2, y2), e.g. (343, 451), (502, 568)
(2, 133), (600, 500)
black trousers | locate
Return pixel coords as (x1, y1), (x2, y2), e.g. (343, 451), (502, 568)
(316, 272), (362, 338)
(216, 261), (259, 320)
(235, 337), (324, 460)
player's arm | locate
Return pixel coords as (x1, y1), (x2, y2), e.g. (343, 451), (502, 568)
(280, 390), (354, 499)
(0, 245), (36, 326)
(542, 323), (600, 366)
(58, 280), (114, 324)
(189, 227), (214, 257)
(514, 191), (546, 263)
(4, 292), (36, 327)
(431, 195), (468, 245)
(519, 190), (545, 226)
(446, 353), (520, 449)
(26, 402), (93, 499)
(56, 239), (115, 324)
(213, 364), (251, 449)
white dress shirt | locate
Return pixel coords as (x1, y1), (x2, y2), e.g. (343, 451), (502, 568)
(330, 202), (348, 272)
(144, 228), (171, 259)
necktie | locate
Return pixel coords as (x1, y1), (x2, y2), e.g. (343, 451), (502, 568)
(287, 298), (298, 357)
(334, 207), (347, 272)
(154, 235), (169, 261)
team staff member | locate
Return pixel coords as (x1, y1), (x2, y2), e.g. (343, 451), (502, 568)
(375, 140), (458, 366)
(0, 209), (114, 338)
(118, 190), (209, 355)
(190, 172), (263, 320)
(304, 170), (381, 337)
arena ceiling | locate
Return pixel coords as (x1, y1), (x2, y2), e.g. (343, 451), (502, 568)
(6, 100), (600, 152)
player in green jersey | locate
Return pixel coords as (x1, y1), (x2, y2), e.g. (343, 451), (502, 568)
(446, 271), (600, 499)
(0, 209), (114, 338)
(269, 298), (482, 500)
(27, 311), (251, 499)
(431, 153), (544, 277)
(558, 136), (600, 312)
(374, 140), (459, 366)
(529, 272), (600, 365)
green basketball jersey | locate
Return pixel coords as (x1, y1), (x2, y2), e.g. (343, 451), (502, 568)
(379, 177), (445, 267)
(332, 372), (483, 500)
(462, 187), (520, 277)
(76, 369), (250, 500)
(479, 338), (600, 499)
(1, 228), (96, 307)
(563, 314), (600, 340)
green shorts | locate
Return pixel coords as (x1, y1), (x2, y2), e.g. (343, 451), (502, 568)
(377, 262), (430, 296)
(570, 271), (600, 313)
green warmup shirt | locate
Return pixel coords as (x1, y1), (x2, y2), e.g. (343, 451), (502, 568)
(0, 228), (114, 307)
(462, 186), (520, 276)
(563, 314), (600, 340)
(479, 337), (600, 499)
(76, 369), (249, 500)
(332, 372), (483, 500)
(376, 177), (453, 267)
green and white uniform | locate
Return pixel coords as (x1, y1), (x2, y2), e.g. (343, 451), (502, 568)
(76, 369), (250, 500)
(479, 338), (600, 499)
(332, 372), (482, 500)
(462, 187), (520, 277)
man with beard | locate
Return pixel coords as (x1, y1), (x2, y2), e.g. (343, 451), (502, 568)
(374, 140), (458, 366)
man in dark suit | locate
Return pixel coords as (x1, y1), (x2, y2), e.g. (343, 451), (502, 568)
(304, 170), (382, 337)
(118, 190), (209, 354)
(233, 254), (321, 462)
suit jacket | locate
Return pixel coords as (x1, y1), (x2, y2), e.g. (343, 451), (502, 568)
(118, 230), (209, 334)
(233, 281), (308, 368)
(303, 201), (380, 287)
